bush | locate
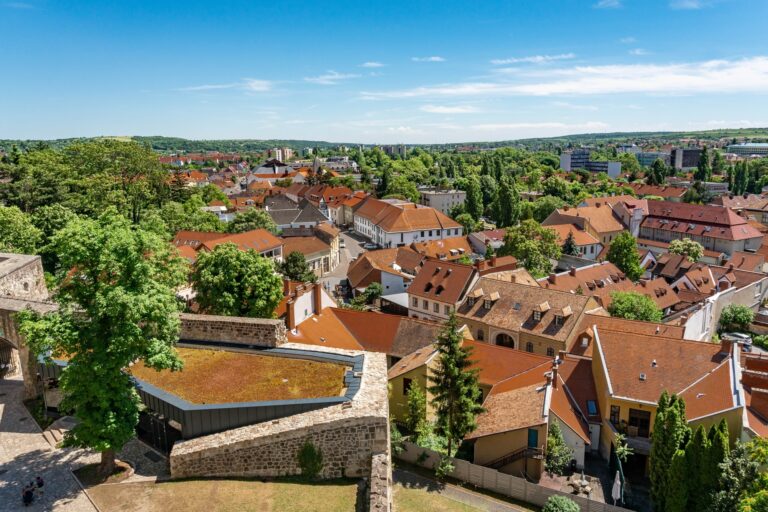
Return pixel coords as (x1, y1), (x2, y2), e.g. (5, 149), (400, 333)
(542, 494), (581, 512)
(434, 455), (455, 480)
(297, 441), (323, 479)
(719, 304), (754, 332)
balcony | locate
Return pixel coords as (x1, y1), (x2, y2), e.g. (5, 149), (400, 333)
(607, 420), (652, 455)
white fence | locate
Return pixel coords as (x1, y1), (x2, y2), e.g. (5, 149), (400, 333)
(396, 441), (633, 512)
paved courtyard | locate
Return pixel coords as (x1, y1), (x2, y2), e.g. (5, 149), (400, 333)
(0, 376), (96, 511)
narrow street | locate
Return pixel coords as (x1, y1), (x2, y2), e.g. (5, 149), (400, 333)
(320, 230), (367, 293)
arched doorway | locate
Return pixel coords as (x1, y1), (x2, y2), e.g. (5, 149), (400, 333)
(495, 332), (515, 348)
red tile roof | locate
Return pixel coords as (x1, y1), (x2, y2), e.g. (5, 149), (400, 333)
(642, 200), (763, 242)
(201, 229), (283, 253)
(408, 258), (477, 305)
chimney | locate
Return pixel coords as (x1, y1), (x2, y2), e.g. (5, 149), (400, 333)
(595, 202), (602, 208)
(546, 372), (553, 387)
(551, 364), (559, 388)
(720, 336), (733, 355)
(490, 255), (497, 267)
(569, 266), (577, 277)
(558, 350), (567, 362)
(548, 273), (557, 284)
(313, 282), (323, 314)
(286, 299), (296, 330)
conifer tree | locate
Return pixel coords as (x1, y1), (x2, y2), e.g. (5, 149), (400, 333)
(695, 146), (712, 182)
(405, 381), (427, 437)
(686, 426), (711, 511)
(667, 449), (689, 512)
(650, 393), (689, 511)
(428, 313), (484, 456)
(464, 176), (484, 221)
(493, 175), (520, 228)
(562, 230), (580, 256)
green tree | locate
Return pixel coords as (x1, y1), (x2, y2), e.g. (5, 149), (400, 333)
(427, 313), (484, 456)
(561, 230), (580, 256)
(191, 242), (283, 318)
(695, 146), (712, 182)
(227, 207), (278, 234)
(712, 439), (768, 512)
(279, 251), (317, 283)
(667, 449), (689, 512)
(499, 219), (561, 277)
(647, 158), (668, 186)
(607, 291), (663, 322)
(464, 175), (484, 220)
(719, 304), (755, 332)
(152, 195), (226, 236)
(650, 392), (689, 511)
(0, 205), (42, 254)
(405, 381), (427, 437)
(668, 238), (704, 262)
(542, 495), (580, 512)
(17, 210), (186, 476)
(606, 231), (643, 281)
(712, 151), (726, 176)
(30, 204), (79, 272)
(545, 420), (574, 476)
(493, 175), (520, 228)
(685, 426), (712, 511)
(455, 213), (479, 234)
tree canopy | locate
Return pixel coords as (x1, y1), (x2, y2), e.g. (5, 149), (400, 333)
(607, 291), (663, 322)
(499, 219), (561, 277)
(191, 242), (283, 318)
(607, 231), (643, 281)
(668, 238), (704, 262)
(17, 210), (187, 476)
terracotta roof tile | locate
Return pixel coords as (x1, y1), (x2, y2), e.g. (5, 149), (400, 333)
(408, 258), (477, 305)
(201, 229), (283, 253)
(281, 236), (330, 258)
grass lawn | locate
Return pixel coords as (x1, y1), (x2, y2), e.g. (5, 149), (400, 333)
(130, 347), (347, 404)
(394, 483), (481, 511)
(87, 478), (359, 512)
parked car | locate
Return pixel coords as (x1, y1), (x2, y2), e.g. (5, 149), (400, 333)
(339, 239), (346, 248)
(363, 243), (378, 250)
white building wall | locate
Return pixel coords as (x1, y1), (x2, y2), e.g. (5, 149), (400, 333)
(552, 415), (586, 470)
(381, 271), (409, 295)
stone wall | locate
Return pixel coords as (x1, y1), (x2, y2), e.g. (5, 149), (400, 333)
(369, 451), (392, 512)
(170, 348), (389, 485)
(0, 253), (49, 301)
(179, 313), (287, 347)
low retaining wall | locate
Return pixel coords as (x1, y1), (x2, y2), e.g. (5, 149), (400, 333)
(369, 451), (392, 511)
(397, 441), (631, 512)
(179, 313), (287, 346)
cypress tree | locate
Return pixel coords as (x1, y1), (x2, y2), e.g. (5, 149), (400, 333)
(427, 313), (485, 456)
(465, 176), (484, 221)
(667, 449), (689, 512)
(493, 175), (520, 228)
(703, 419), (730, 507)
(696, 146), (711, 182)
(650, 393), (689, 511)
(686, 426), (711, 511)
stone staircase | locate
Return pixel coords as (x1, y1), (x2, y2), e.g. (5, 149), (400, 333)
(42, 416), (77, 449)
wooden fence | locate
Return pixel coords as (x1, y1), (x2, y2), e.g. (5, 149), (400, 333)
(396, 441), (633, 512)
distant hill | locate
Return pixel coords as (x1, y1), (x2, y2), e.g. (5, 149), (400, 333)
(2, 127), (768, 153)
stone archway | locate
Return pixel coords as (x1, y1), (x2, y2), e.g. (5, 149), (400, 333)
(495, 332), (515, 348)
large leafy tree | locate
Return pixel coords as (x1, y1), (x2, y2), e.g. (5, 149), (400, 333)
(427, 313), (484, 456)
(719, 304), (755, 332)
(0, 147), (73, 212)
(64, 139), (168, 223)
(30, 204), (79, 272)
(607, 291), (663, 322)
(279, 251), (317, 283)
(646, 158), (667, 186)
(545, 420), (574, 476)
(191, 242), (283, 318)
(0, 205), (42, 254)
(499, 219), (561, 277)
(607, 231), (643, 281)
(18, 210), (187, 476)
(227, 207), (278, 234)
(669, 238), (704, 262)
(153, 195), (227, 236)
(712, 438), (768, 512)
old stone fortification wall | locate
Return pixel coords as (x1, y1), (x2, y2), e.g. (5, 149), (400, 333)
(179, 313), (287, 347)
(369, 451), (392, 511)
(0, 253), (49, 301)
(170, 348), (390, 481)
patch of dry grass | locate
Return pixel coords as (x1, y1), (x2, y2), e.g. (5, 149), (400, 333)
(130, 347), (347, 404)
(87, 478), (358, 512)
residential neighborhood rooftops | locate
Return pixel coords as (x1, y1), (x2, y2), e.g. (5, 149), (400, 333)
(545, 224), (600, 246)
(282, 236), (330, 258)
(355, 197), (461, 233)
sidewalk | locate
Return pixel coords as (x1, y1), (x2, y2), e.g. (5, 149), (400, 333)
(0, 376), (97, 511)
(394, 467), (533, 512)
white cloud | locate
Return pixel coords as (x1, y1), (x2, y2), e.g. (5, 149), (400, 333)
(361, 57), (768, 98)
(594, 0), (622, 8)
(670, 0), (707, 9)
(303, 70), (360, 85)
(629, 48), (650, 56)
(551, 101), (599, 111)
(412, 56), (446, 62)
(180, 78), (272, 92)
(620, 36), (637, 44)
(420, 105), (478, 114)
(361, 61), (384, 68)
(491, 53), (576, 65)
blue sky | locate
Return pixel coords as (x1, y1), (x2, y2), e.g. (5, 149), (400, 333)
(1, 0), (767, 143)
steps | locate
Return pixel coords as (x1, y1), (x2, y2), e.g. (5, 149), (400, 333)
(42, 415), (77, 448)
